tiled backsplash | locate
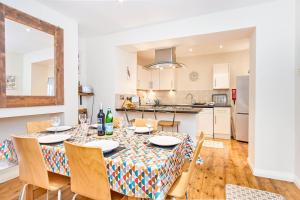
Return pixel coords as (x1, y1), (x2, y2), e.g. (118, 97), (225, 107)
(137, 90), (230, 105)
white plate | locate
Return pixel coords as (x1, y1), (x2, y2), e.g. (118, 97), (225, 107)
(38, 134), (71, 144)
(135, 126), (153, 133)
(90, 124), (98, 129)
(84, 140), (119, 153)
(46, 126), (73, 132)
(149, 136), (182, 147)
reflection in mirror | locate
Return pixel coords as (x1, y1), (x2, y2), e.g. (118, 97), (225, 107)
(5, 18), (55, 96)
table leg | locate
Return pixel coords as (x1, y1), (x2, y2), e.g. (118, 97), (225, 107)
(26, 184), (34, 200)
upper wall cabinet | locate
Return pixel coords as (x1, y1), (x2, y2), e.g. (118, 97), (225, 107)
(137, 65), (151, 90)
(0, 3), (64, 108)
(137, 66), (175, 90)
(159, 68), (175, 90)
(213, 63), (230, 89)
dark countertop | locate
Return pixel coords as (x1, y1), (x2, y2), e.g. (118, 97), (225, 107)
(115, 107), (203, 114)
(116, 104), (231, 114)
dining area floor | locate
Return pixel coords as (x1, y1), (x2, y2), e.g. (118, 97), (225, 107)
(1, 139), (300, 200)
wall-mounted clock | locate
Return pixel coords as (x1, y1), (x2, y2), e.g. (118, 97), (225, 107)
(189, 71), (199, 82)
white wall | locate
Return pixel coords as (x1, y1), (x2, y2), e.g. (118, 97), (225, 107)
(81, 0), (296, 182)
(22, 48), (54, 95)
(0, 0), (78, 181)
(6, 53), (23, 95)
(176, 50), (249, 91)
(294, 0), (300, 188)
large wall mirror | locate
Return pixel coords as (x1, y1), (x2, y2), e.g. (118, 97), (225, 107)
(0, 3), (64, 107)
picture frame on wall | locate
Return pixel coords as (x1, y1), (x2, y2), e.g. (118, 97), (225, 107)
(6, 75), (16, 90)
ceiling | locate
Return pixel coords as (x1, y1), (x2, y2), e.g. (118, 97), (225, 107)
(5, 19), (53, 54)
(130, 28), (253, 62)
(37, 0), (274, 37)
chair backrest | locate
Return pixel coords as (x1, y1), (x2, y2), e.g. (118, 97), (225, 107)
(134, 118), (158, 132)
(187, 132), (204, 179)
(64, 142), (112, 200)
(27, 121), (51, 134)
(12, 136), (50, 189)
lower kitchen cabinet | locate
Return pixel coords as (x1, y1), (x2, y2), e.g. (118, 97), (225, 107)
(198, 108), (214, 138)
(214, 107), (231, 139)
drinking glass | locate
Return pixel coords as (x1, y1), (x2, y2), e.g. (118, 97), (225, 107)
(79, 113), (87, 124)
(51, 116), (61, 134)
(146, 120), (153, 135)
(119, 118), (126, 129)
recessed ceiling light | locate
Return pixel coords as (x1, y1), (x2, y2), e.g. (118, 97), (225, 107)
(219, 44), (223, 49)
(26, 28), (31, 32)
(189, 48), (193, 52)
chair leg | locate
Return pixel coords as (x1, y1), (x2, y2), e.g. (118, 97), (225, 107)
(185, 191), (189, 200)
(18, 184), (28, 200)
(72, 193), (78, 200)
(57, 190), (62, 200)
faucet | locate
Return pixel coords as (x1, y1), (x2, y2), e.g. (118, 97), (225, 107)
(185, 93), (194, 105)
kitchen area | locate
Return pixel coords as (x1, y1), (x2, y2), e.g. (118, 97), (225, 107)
(115, 29), (251, 143)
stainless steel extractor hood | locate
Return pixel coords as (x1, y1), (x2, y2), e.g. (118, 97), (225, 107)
(144, 47), (186, 70)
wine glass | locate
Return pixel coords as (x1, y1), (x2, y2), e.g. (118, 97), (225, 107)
(51, 116), (61, 134)
(146, 120), (153, 135)
(79, 113), (87, 124)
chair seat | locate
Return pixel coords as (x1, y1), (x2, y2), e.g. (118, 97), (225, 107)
(48, 172), (70, 191)
(158, 120), (180, 127)
(167, 172), (190, 198)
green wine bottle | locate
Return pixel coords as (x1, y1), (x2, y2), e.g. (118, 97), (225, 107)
(105, 107), (113, 135)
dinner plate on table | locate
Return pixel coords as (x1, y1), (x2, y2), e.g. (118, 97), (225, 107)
(46, 126), (73, 132)
(90, 124), (98, 129)
(84, 140), (119, 153)
(148, 136), (182, 147)
(38, 134), (71, 144)
(134, 127), (153, 133)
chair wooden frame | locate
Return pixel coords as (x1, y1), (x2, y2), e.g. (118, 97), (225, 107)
(12, 135), (69, 200)
(64, 141), (125, 200)
(26, 121), (51, 134)
(167, 132), (205, 200)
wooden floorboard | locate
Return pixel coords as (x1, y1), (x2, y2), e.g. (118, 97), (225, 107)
(0, 139), (299, 200)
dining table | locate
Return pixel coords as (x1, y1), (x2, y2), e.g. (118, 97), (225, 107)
(0, 127), (194, 200)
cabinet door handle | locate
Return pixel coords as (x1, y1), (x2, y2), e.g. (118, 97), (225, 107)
(214, 78), (216, 87)
(214, 116), (217, 125)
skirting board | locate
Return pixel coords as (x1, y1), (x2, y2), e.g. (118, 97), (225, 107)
(295, 175), (300, 189)
(0, 165), (19, 183)
(247, 157), (295, 182)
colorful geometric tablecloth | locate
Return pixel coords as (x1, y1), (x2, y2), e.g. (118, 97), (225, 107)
(41, 130), (193, 199)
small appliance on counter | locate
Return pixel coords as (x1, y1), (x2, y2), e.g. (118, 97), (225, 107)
(212, 94), (228, 106)
(81, 85), (94, 94)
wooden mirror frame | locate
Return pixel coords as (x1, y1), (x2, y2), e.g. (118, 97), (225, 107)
(0, 3), (64, 108)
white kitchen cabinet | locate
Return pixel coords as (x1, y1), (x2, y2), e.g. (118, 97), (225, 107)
(198, 108), (214, 138)
(137, 66), (151, 90)
(159, 68), (175, 90)
(151, 70), (160, 90)
(213, 63), (230, 89)
(214, 107), (231, 139)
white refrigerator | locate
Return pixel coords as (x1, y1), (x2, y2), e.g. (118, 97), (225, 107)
(235, 76), (249, 142)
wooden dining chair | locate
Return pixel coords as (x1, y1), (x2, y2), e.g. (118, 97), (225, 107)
(26, 121), (51, 134)
(12, 135), (69, 200)
(157, 108), (180, 132)
(181, 132), (205, 172)
(134, 118), (159, 132)
(167, 132), (205, 200)
(64, 142), (126, 200)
